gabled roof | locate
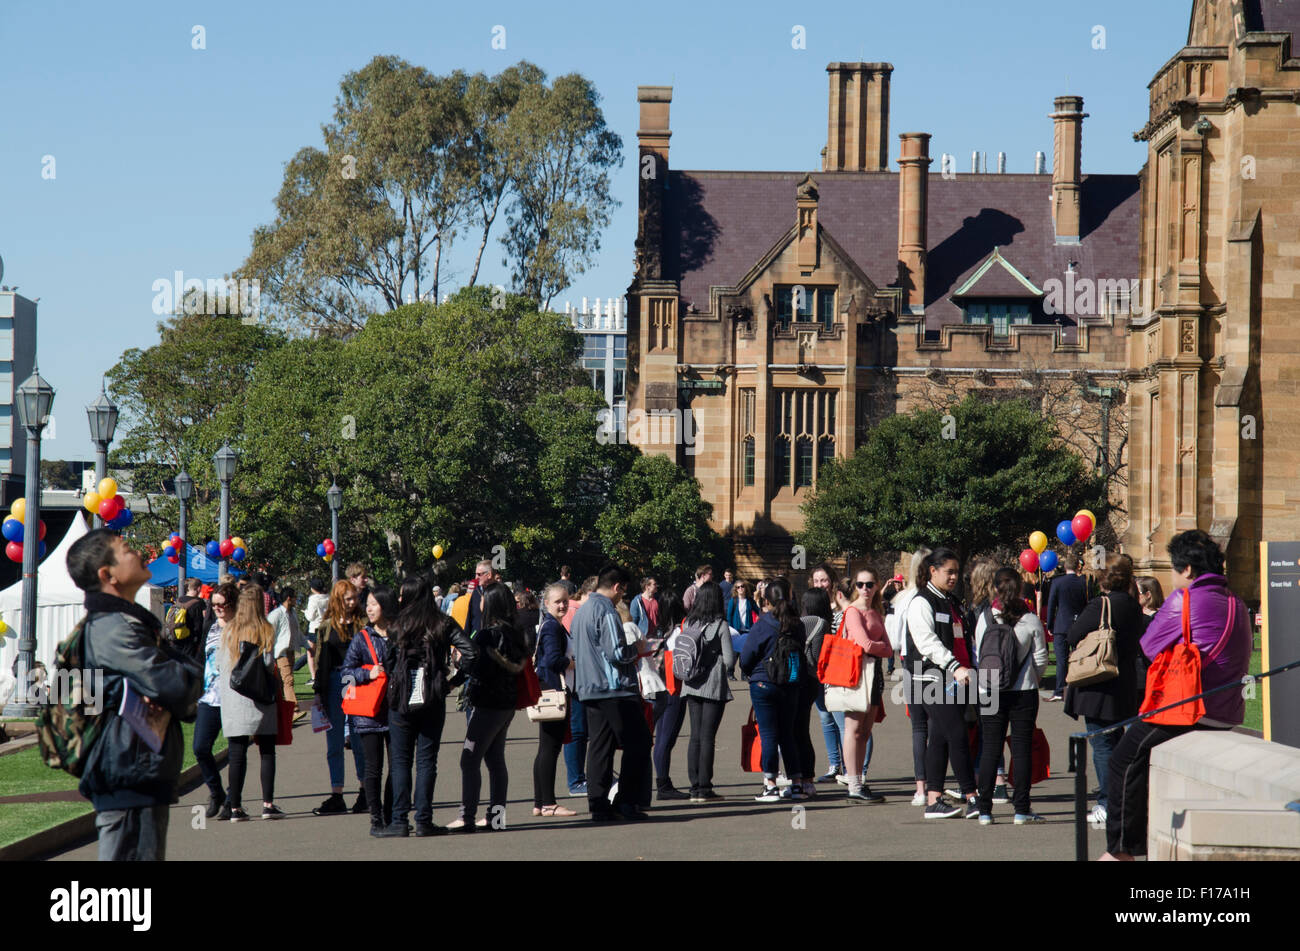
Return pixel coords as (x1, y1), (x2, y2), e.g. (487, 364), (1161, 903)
(1245, 0), (1300, 40)
(666, 170), (1140, 328)
(951, 248), (1044, 299)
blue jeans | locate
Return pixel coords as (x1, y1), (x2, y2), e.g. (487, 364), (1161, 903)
(813, 692), (874, 776)
(192, 701), (225, 798)
(563, 695), (587, 789)
(389, 703), (445, 825)
(1085, 716), (1121, 809)
(749, 681), (799, 780)
(325, 670), (366, 789)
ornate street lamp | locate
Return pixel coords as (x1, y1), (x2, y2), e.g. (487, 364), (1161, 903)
(175, 470), (193, 591)
(3, 370), (55, 716)
(326, 482), (342, 584)
(214, 444), (237, 577)
(85, 384), (119, 528)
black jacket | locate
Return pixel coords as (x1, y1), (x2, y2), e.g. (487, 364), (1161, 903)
(466, 622), (526, 710)
(1062, 591), (1144, 723)
(1046, 574), (1089, 635)
(386, 618), (476, 715)
(78, 592), (203, 810)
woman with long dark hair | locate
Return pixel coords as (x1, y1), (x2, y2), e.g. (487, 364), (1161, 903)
(311, 579), (366, 816)
(450, 582), (526, 832)
(739, 577), (806, 802)
(973, 567), (1049, 824)
(677, 581), (735, 802)
(802, 587), (844, 783)
(342, 584), (398, 835)
(905, 548), (979, 819)
(651, 586), (689, 800)
(375, 576), (476, 837)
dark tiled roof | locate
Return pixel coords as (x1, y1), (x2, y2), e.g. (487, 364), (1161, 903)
(951, 252), (1044, 298)
(1245, 0), (1300, 40)
(668, 170), (1141, 329)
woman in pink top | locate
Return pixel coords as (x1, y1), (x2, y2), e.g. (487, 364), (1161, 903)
(831, 570), (893, 803)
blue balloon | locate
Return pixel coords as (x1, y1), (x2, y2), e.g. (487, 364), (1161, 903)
(1039, 549), (1059, 573)
(316, 543), (326, 557)
(163, 545), (176, 559)
(2, 518), (22, 543)
(231, 547), (246, 562)
(1056, 520), (1076, 547)
(117, 508), (134, 528)
(206, 540), (221, 559)
(38, 540), (47, 560)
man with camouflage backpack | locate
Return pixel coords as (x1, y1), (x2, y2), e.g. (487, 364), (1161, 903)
(66, 528), (202, 860)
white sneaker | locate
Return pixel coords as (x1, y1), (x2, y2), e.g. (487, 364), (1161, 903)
(911, 791), (927, 807)
(835, 773), (851, 785)
(1088, 804), (1108, 828)
(775, 774), (793, 787)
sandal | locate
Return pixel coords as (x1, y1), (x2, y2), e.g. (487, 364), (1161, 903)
(538, 804), (577, 817)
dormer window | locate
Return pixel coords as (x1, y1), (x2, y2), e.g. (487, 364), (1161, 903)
(964, 302), (1032, 338)
(775, 285), (836, 332)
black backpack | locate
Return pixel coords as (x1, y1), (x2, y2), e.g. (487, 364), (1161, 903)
(764, 628), (803, 685)
(977, 605), (1027, 692)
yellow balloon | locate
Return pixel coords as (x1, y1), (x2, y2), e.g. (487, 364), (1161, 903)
(432, 544), (444, 560)
(98, 477), (118, 500)
(231, 537), (245, 550)
(0, 618), (8, 635)
(1076, 509), (1097, 528)
(1029, 531), (1048, 554)
(82, 492), (101, 514)
(11, 498), (26, 523)
(324, 552), (333, 563)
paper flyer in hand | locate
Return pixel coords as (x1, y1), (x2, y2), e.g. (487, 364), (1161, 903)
(119, 682), (171, 753)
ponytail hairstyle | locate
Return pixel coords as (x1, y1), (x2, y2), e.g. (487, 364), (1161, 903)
(762, 577), (803, 637)
(992, 567), (1028, 625)
(922, 547), (961, 589)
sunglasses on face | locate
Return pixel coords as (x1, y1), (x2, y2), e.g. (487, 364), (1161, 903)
(856, 581), (876, 589)
(212, 601), (228, 609)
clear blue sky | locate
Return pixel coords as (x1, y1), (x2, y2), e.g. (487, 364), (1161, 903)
(0, 0), (1191, 461)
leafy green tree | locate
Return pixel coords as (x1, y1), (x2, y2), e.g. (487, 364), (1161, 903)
(40, 460), (81, 490)
(597, 454), (729, 590)
(105, 313), (285, 546)
(799, 397), (1108, 563)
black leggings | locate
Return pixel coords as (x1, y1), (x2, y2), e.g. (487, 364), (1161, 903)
(359, 732), (394, 824)
(226, 735), (275, 808)
(533, 716), (568, 807)
(685, 697), (726, 794)
(922, 698), (976, 796)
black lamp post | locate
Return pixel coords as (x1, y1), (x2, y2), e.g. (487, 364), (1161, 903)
(85, 384), (119, 528)
(214, 444), (237, 578)
(175, 470), (193, 591)
(3, 370), (55, 717)
(327, 482), (342, 584)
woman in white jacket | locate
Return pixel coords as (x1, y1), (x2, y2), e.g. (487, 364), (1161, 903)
(892, 548), (930, 806)
(972, 567), (1049, 825)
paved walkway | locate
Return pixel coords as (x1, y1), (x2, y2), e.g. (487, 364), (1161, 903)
(51, 684), (1101, 861)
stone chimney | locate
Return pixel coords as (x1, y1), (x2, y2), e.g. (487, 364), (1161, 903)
(897, 132), (932, 315)
(824, 63), (893, 172)
(636, 86), (673, 280)
(1050, 95), (1088, 245)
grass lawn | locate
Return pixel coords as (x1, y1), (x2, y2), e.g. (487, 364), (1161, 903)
(0, 720), (226, 850)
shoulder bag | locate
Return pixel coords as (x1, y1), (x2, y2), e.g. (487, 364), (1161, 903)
(1065, 596), (1119, 687)
(1139, 588), (1234, 726)
(341, 629), (388, 717)
(230, 641), (277, 706)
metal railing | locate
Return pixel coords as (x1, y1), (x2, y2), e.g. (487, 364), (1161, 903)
(1068, 658), (1300, 861)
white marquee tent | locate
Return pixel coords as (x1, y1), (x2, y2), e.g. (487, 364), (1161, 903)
(0, 514), (153, 682)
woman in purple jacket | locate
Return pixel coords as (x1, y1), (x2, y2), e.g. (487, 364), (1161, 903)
(1100, 530), (1252, 861)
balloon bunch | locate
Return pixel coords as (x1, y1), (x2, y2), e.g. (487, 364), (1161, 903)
(161, 532), (186, 565)
(315, 538), (336, 562)
(1019, 510), (1097, 574)
(83, 478), (134, 529)
(205, 537), (248, 562)
(2, 498), (47, 563)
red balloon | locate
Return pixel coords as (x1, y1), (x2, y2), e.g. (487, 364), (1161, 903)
(38, 520), (47, 541)
(5, 541), (21, 562)
(1071, 514), (1094, 543)
(1019, 548), (1040, 573)
(167, 554), (180, 564)
(219, 538), (235, 558)
(323, 539), (335, 555)
(99, 496), (124, 521)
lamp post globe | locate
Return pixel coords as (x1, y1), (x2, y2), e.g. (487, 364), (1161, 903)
(85, 384), (119, 528)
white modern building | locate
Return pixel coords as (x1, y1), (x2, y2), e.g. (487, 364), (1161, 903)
(557, 295), (626, 410)
(0, 287), (39, 477)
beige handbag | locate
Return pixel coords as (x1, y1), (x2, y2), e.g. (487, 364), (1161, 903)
(526, 672), (568, 722)
(823, 656), (871, 713)
(1066, 596), (1119, 687)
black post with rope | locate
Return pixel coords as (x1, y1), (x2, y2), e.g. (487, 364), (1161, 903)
(1069, 657), (1300, 861)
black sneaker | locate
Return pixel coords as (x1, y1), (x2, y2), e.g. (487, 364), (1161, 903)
(754, 785), (782, 802)
(991, 784), (1011, 805)
(694, 790), (724, 803)
(375, 821), (409, 837)
(228, 807), (251, 822)
(217, 802), (232, 822)
(351, 792), (368, 814)
(261, 805), (286, 820)
(860, 786), (886, 804)
(312, 793), (348, 816)
(656, 787), (690, 801)
(206, 792), (226, 819)
(414, 823), (448, 837)
(369, 820), (384, 837)
(590, 810), (620, 823)
(924, 800), (962, 819)
(617, 803), (648, 821)
(964, 797), (981, 820)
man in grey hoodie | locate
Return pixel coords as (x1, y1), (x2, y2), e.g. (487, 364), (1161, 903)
(572, 564), (650, 821)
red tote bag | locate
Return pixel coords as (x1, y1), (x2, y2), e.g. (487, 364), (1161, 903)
(740, 707), (763, 772)
(340, 630), (388, 718)
(275, 698), (295, 746)
(1140, 590), (1213, 727)
(515, 657), (542, 711)
(1007, 728), (1051, 785)
(816, 616), (862, 688)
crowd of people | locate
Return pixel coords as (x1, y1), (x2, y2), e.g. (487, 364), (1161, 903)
(62, 525), (1252, 861)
